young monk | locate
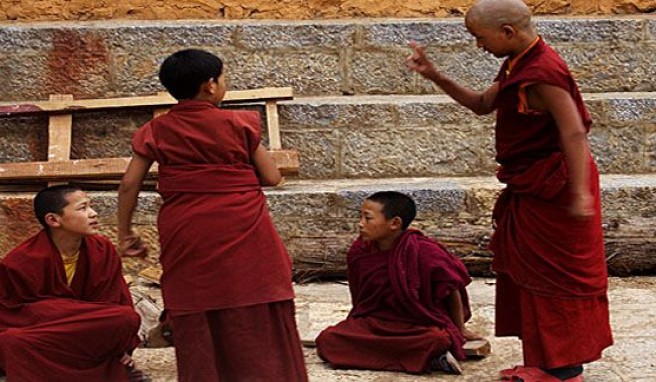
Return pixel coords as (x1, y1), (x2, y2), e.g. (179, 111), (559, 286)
(117, 49), (308, 381)
(0, 185), (145, 381)
(316, 191), (481, 375)
(407, 0), (612, 380)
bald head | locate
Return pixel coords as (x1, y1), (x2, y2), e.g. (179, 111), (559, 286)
(466, 0), (533, 31)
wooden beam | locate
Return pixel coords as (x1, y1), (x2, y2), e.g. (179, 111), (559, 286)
(0, 87), (293, 116)
(47, 94), (74, 161)
(266, 100), (282, 150)
(0, 151), (299, 182)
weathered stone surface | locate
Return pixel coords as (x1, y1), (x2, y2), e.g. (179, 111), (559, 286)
(601, 175), (656, 218)
(538, 18), (648, 42)
(279, 98), (399, 130)
(556, 44), (656, 93)
(605, 95), (656, 122)
(590, 123), (648, 174)
(238, 22), (356, 49)
(228, 50), (343, 95)
(361, 20), (471, 48)
(72, 109), (151, 159)
(340, 127), (496, 178)
(281, 130), (340, 179)
(0, 116), (48, 163)
(1, 18), (654, 98)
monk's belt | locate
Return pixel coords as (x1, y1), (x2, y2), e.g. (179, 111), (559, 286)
(158, 164), (261, 193)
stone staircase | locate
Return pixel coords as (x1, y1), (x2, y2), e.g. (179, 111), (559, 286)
(0, 16), (654, 277)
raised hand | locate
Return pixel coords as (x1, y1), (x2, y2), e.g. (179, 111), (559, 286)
(406, 40), (438, 80)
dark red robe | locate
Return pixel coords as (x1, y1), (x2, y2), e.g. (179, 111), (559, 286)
(489, 38), (613, 369)
(0, 230), (140, 382)
(316, 229), (472, 373)
(132, 100), (307, 381)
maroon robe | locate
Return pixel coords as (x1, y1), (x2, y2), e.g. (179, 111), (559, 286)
(489, 38), (613, 369)
(131, 100), (307, 381)
(316, 229), (472, 373)
(0, 230), (140, 382)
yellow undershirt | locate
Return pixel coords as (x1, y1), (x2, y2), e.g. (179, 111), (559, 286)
(61, 251), (79, 286)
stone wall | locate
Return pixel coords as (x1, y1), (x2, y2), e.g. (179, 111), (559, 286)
(1, 0), (654, 21)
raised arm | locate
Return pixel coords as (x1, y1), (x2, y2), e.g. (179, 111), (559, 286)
(406, 41), (498, 116)
(252, 143), (283, 186)
(531, 83), (594, 219)
(117, 153), (153, 257)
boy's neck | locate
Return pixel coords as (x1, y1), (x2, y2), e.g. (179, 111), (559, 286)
(49, 229), (83, 258)
(375, 231), (403, 252)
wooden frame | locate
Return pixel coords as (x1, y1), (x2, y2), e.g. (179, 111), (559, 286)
(0, 88), (298, 184)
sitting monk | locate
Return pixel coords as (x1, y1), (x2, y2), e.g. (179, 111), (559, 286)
(0, 185), (147, 381)
(316, 191), (482, 374)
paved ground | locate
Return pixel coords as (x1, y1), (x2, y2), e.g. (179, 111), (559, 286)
(132, 277), (656, 382)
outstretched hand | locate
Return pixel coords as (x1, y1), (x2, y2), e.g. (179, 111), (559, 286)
(120, 233), (148, 258)
(461, 327), (484, 341)
(406, 40), (438, 80)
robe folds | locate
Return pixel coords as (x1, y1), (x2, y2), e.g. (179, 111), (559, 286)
(489, 38), (613, 369)
(132, 100), (307, 381)
(132, 100), (294, 312)
(317, 229), (472, 373)
(0, 230), (141, 382)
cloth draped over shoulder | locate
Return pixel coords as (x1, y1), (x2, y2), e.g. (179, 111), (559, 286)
(131, 100), (294, 313)
(347, 229), (472, 359)
(0, 230), (140, 381)
(489, 38), (608, 299)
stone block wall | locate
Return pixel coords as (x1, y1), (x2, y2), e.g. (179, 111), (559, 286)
(1, 18), (654, 103)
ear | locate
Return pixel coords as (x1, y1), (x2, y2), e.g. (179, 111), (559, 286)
(200, 78), (216, 95)
(501, 24), (516, 38)
(44, 212), (62, 229)
(389, 216), (403, 231)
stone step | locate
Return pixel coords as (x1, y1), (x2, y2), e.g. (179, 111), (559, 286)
(0, 16), (654, 101)
(281, 92), (656, 178)
(1, 174), (654, 277)
(2, 92), (654, 180)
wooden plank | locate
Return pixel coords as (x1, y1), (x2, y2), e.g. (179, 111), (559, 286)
(0, 87), (293, 116)
(266, 100), (282, 150)
(48, 94), (74, 161)
(463, 340), (491, 358)
(0, 151), (299, 182)
(153, 92), (170, 118)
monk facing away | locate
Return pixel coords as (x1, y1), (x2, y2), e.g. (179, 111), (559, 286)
(407, 0), (612, 380)
(118, 49), (308, 381)
(0, 185), (146, 381)
(316, 191), (482, 375)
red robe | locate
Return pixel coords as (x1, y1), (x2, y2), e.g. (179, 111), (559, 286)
(489, 38), (613, 369)
(316, 229), (472, 373)
(132, 100), (307, 381)
(0, 230), (140, 382)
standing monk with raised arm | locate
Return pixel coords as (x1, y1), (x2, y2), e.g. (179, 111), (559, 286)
(407, 1), (612, 380)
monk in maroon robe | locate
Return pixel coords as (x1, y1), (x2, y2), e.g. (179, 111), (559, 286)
(316, 192), (480, 374)
(118, 49), (308, 381)
(407, 0), (612, 380)
(0, 185), (142, 382)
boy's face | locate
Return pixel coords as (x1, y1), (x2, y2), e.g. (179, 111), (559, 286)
(47, 190), (99, 236)
(358, 200), (397, 244)
(465, 18), (512, 58)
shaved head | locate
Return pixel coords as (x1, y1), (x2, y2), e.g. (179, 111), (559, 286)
(466, 0), (533, 31)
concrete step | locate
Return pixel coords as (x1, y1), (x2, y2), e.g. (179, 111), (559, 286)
(0, 16), (654, 101)
(2, 92), (655, 180)
(1, 174), (654, 276)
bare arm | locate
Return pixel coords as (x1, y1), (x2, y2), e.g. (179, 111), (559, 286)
(406, 41), (498, 115)
(117, 153), (153, 256)
(252, 143), (283, 186)
(531, 83), (594, 219)
(446, 289), (483, 341)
